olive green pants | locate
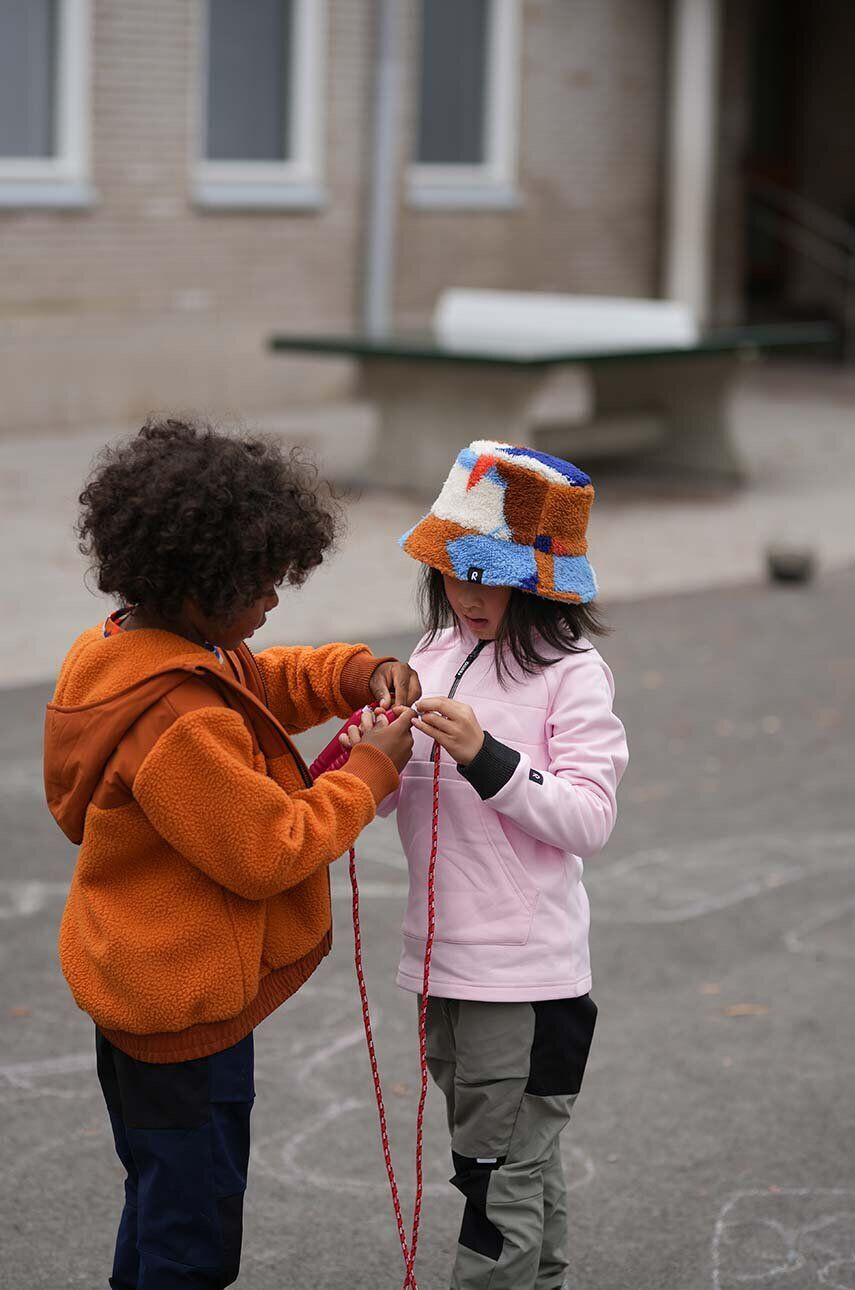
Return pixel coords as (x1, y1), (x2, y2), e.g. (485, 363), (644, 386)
(423, 994), (597, 1290)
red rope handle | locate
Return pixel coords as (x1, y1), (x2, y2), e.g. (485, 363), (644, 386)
(314, 709), (440, 1290)
(348, 739), (440, 1290)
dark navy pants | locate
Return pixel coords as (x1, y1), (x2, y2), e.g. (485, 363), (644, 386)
(96, 1028), (254, 1289)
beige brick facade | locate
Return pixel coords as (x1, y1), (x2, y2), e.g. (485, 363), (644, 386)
(0, 0), (743, 433)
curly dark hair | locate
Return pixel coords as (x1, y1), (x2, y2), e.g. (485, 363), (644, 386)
(417, 564), (610, 687)
(77, 417), (342, 620)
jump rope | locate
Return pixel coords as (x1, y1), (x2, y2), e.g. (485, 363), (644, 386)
(307, 640), (487, 1290)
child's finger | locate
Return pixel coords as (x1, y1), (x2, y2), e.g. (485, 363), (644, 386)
(414, 696), (459, 718)
(413, 715), (449, 736)
(374, 712), (389, 728)
(415, 709), (452, 726)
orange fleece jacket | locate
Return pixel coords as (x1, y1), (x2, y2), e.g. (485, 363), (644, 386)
(44, 624), (399, 1062)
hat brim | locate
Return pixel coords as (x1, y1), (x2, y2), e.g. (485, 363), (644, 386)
(400, 514), (597, 604)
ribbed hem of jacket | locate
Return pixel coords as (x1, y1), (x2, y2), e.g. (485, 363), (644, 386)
(100, 929), (332, 1064)
(341, 740), (400, 804)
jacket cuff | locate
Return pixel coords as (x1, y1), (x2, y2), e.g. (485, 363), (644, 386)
(341, 741), (400, 806)
(457, 730), (520, 800)
(339, 650), (397, 711)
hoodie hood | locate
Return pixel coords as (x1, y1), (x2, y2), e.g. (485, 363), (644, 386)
(44, 625), (264, 845)
(45, 665), (229, 845)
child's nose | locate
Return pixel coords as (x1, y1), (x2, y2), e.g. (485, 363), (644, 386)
(266, 590), (279, 610)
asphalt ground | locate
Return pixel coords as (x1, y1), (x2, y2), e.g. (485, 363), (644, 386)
(1, 571), (854, 1289)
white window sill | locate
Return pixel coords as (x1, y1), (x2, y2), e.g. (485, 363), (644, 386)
(193, 181), (327, 211)
(0, 180), (96, 208)
(406, 183), (522, 211)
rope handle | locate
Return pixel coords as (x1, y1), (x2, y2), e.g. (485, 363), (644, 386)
(308, 702), (412, 779)
(310, 702), (436, 1290)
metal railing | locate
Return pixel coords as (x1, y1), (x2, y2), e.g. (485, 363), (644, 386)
(748, 179), (855, 359)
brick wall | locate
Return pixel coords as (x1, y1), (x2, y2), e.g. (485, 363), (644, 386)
(1, 0), (698, 434)
(394, 0), (669, 322)
(0, 0), (373, 432)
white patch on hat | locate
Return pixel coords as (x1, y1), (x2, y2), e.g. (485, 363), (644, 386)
(431, 457), (508, 535)
(468, 439), (576, 488)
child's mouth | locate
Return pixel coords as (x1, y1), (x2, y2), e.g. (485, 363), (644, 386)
(465, 615), (488, 627)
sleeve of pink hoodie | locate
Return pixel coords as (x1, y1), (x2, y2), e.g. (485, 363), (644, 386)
(464, 650), (628, 858)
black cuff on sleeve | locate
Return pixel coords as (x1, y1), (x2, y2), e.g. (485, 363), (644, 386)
(457, 730), (521, 800)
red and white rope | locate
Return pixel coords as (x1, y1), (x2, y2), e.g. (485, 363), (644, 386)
(312, 709), (440, 1290)
(347, 737), (440, 1290)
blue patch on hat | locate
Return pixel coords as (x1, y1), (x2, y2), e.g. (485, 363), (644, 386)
(398, 518), (426, 548)
(447, 534), (537, 587)
(534, 534), (552, 553)
(553, 554), (597, 600)
(500, 447), (591, 487)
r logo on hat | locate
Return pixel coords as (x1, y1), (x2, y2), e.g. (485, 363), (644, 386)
(467, 567), (484, 583)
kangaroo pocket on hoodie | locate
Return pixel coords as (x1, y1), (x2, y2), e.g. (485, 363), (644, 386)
(399, 770), (539, 947)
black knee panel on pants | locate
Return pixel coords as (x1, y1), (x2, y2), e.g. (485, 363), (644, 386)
(451, 1151), (507, 1261)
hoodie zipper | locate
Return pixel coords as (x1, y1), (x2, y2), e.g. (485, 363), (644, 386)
(447, 638), (488, 699)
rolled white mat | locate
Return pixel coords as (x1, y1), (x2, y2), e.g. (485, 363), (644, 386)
(433, 289), (698, 356)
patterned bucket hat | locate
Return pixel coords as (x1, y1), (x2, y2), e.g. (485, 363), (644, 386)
(399, 440), (597, 603)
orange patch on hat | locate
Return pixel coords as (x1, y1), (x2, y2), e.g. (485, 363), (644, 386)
(467, 454), (498, 490)
(540, 484), (593, 555)
(534, 548), (554, 597)
(401, 514), (468, 574)
(494, 459), (549, 545)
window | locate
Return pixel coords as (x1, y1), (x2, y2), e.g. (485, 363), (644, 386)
(409, 0), (521, 209)
(195, 0), (326, 209)
(0, 0), (93, 207)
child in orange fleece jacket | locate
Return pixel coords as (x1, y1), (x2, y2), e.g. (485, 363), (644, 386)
(43, 417), (419, 1290)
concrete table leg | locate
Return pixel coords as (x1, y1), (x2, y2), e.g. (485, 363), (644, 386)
(590, 354), (745, 482)
(353, 358), (547, 494)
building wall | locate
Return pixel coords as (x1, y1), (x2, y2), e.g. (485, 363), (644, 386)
(1, 0), (373, 432)
(2, 0), (679, 434)
(711, 0), (753, 326)
(395, 0), (669, 323)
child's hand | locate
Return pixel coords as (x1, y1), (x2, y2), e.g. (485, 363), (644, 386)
(369, 661), (422, 709)
(411, 697), (485, 766)
(361, 706), (415, 772)
(338, 706), (380, 751)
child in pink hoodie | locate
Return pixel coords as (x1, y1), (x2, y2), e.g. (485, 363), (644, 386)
(342, 441), (628, 1290)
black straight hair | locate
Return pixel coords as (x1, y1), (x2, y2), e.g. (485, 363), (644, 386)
(416, 565), (610, 687)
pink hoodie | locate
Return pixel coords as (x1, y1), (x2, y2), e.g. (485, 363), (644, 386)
(378, 620), (628, 1002)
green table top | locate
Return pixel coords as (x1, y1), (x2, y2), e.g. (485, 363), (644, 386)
(269, 321), (836, 368)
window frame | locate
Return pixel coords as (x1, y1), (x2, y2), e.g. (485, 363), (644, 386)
(407, 0), (522, 210)
(0, 0), (94, 207)
(194, 0), (327, 210)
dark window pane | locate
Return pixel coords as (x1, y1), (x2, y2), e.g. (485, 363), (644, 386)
(0, 0), (56, 158)
(207, 0), (292, 161)
(417, 0), (488, 165)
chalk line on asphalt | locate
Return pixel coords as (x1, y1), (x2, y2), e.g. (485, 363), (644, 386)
(711, 1188), (855, 1290)
(587, 832), (855, 925)
(784, 899), (855, 958)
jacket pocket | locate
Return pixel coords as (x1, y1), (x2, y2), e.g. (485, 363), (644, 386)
(400, 773), (538, 947)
